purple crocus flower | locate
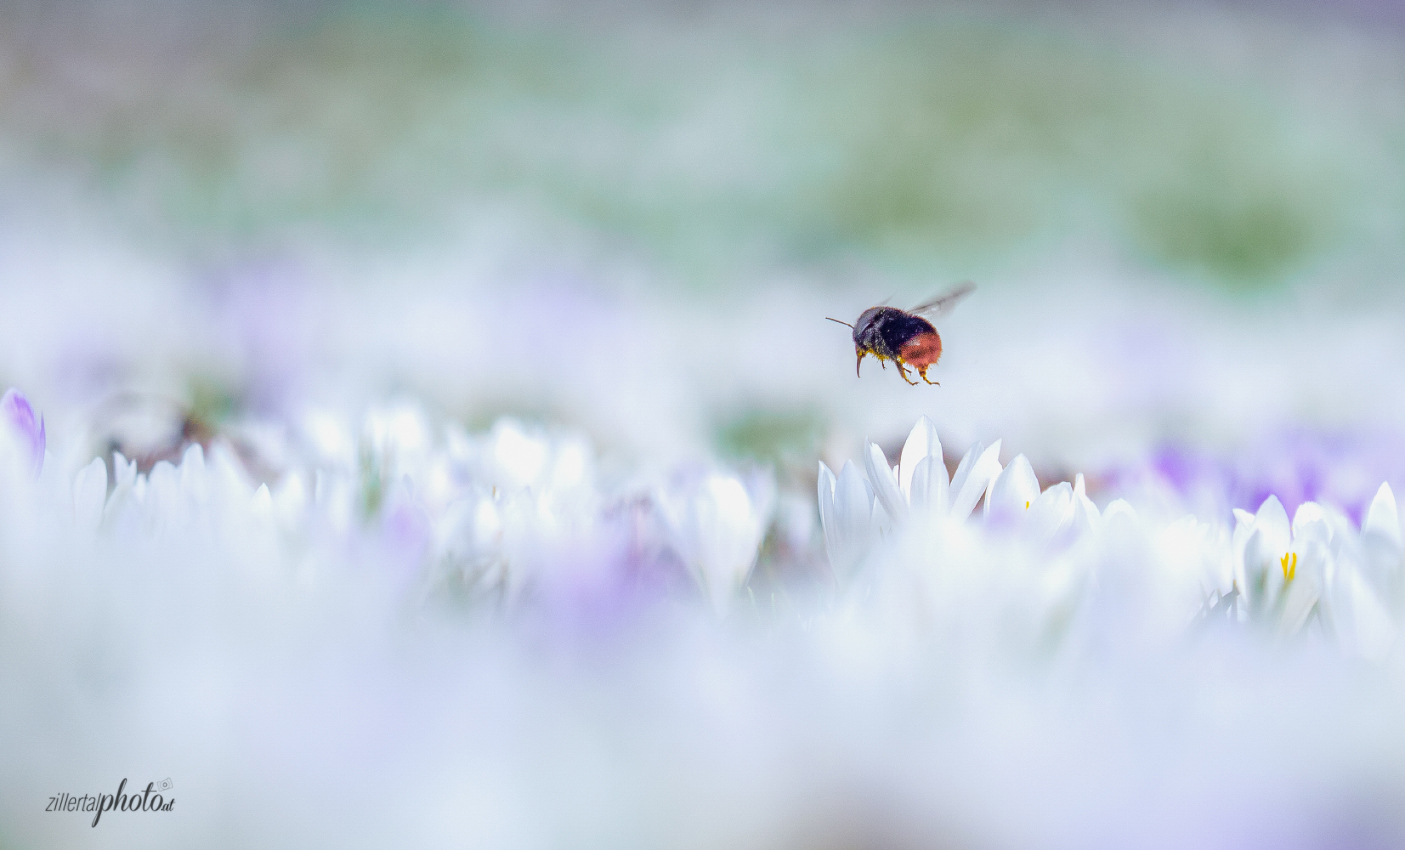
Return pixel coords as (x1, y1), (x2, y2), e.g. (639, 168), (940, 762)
(1111, 428), (1405, 523)
(1, 388), (46, 473)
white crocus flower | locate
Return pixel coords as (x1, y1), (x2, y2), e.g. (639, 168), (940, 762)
(1236, 495), (1326, 635)
(427, 423), (603, 601)
(475, 420), (596, 499)
(818, 417), (1112, 577)
(430, 490), (514, 599)
(364, 403), (432, 469)
(980, 450), (1108, 551)
(1016, 473), (1103, 545)
(863, 417), (1004, 524)
(1356, 483), (1405, 610)
(661, 472), (774, 615)
(1325, 484), (1401, 656)
(817, 459), (886, 578)
(1229, 493), (1396, 653)
(299, 408), (359, 471)
(485, 419), (551, 492)
(1158, 514), (1237, 610)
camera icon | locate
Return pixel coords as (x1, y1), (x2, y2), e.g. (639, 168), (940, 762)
(154, 778), (173, 793)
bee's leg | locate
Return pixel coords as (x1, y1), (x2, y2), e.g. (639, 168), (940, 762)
(856, 350), (866, 377)
(894, 359), (917, 385)
(918, 366), (939, 386)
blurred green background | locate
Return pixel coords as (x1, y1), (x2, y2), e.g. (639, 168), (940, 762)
(3, 0), (1402, 292)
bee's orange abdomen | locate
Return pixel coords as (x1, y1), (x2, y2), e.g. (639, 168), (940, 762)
(898, 331), (942, 368)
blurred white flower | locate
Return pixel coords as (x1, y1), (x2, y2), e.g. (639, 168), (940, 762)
(820, 417), (1087, 576)
(425, 421), (608, 603)
(819, 417), (1001, 578)
(1225, 489), (1402, 655)
(660, 471), (774, 615)
(11, 403), (1405, 850)
(817, 459), (884, 578)
(1357, 483), (1405, 611)
(487, 419), (551, 491)
(478, 419), (595, 499)
(364, 403), (432, 469)
(300, 408), (358, 470)
(1234, 494), (1327, 635)
(1157, 512), (1236, 610)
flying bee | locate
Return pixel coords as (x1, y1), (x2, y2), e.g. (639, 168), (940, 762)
(827, 282), (974, 385)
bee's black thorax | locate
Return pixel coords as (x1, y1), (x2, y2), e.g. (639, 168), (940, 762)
(854, 307), (935, 358)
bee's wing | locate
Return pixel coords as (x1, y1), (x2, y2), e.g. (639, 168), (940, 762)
(910, 281), (975, 318)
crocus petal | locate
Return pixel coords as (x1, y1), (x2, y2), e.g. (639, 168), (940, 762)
(1071, 478), (1102, 536)
(1292, 500), (1326, 530)
(865, 442), (907, 523)
(1291, 501), (1332, 549)
(827, 460), (877, 576)
(73, 457), (107, 531)
(1254, 495), (1292, 556)
(662, 472), (769, 615)
(1103, 499), (1136, 524)
(908, 455), (949, 516)
(1242, 527), (1279, 615)
(1297, 520), (1333, 551)
(949, 440), (1002, 520)
(1298, 539), (1331, 591)
(870, 496), (892, 536)
(489, 420), (550, 491)
(112, 451), (137, 491)
(1336, 567), (1396, 658)
(1363, 483), (1402, 548)
(818, 460), (839, 560)
(180, 443), (209, 505)
(834, 460), (875, 536)
(269, 471), (306, 531)
(985, 454), (1039, 522)
(947, 442), (982, 506)
(1276, 577), (1319, 638)
(251, 482), (273, 517)
(899, 417), (941, 501)
(1025, 481), (1073, 541)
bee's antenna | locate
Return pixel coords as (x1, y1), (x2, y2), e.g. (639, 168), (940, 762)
(825, 317), (855, 328)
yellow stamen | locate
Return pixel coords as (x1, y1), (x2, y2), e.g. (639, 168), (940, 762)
(1024, 500), (1031, 510)
(1280, 551), (1297, 582)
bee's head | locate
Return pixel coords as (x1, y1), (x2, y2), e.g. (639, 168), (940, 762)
(853, 307), (885, 344)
